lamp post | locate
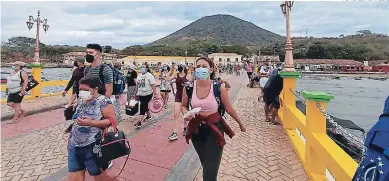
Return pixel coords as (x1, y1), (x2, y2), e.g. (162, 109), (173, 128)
(280, 1), (295, 72)
(185, 50), (188, 65)
(26, 10), (49, 64)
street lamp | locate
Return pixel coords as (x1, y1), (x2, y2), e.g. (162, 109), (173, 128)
(280, 1), (295, 72)
(185, 50), (188, 65)
(26, 10), (49, 64)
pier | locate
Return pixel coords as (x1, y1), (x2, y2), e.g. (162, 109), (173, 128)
(1, 69), (366, 181)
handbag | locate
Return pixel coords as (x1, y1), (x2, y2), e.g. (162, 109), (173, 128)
(20, 71), (39, 92)
(64, 106), (75, 120)
(94, 118), (131, 179)
(125, 99), (139, 116)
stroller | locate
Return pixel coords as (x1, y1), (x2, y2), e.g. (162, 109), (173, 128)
(248, 73), (260, 88)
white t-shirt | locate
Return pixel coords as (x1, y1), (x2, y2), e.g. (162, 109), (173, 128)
(136, 72), (155, 96)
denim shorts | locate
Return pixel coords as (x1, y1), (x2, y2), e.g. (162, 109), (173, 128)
(68, 143), (102, 176)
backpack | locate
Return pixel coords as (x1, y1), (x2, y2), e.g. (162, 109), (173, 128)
(352, 113), (389, 181)
(185, 80), (226, 117)
(85, 64), (125, 95)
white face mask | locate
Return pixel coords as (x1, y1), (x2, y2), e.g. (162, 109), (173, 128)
(79, 90), (93, 100)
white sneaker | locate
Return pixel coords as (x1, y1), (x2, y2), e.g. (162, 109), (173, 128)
(108, 160), (113, 168)
(168, 132), (178, 141)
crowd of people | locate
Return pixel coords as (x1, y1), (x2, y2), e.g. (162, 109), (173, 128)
(5, 42), (389, 181)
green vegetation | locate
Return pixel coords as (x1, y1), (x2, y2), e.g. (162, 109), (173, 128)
(148, 14), (284, 46)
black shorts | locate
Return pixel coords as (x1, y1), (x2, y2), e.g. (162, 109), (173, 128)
(263, 96), (280, 109)
(247, 72), (253, 79)
(160, 90), (171, 93)
(7, 92), (24, 104)
(139, 93), (153, 115)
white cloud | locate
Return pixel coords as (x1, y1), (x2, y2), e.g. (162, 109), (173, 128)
(1, 1), (388, 49)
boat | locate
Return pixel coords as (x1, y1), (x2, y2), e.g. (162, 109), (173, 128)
(332, 76), (341, 80)
(354, 77), (362, 80)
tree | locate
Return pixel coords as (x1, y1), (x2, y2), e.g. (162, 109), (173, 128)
(103, 45), (113, 53)
(307, 43), (327, 59)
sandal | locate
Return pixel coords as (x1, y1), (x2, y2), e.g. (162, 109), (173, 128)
(271, 121), (281, 125)
(265, 118), (271, 122)
(7, 119), (20, 124)
(20, 111), (27, 118)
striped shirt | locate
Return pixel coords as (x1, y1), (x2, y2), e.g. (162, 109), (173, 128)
(84, 64), (113, 84)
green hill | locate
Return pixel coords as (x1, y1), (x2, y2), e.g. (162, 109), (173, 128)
(147, 14), (284, 46)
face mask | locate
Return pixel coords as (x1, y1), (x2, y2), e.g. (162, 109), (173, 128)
(79, 90), (93, 100)
(195, 68), (210, 80)
(140, 68), (146, 74)
(178, 66), (183, 72)
(11, 65), (16, 70)
(85, 54), (95, 63)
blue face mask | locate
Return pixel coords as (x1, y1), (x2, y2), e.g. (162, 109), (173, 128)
(11, 65), (16, 70)
(140, 68), (146, 74)
(195, 68), (210, 80)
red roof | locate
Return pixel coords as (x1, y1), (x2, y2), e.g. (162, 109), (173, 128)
(295, 59), (363, 66)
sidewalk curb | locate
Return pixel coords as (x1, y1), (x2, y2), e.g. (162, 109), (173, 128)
(1, 85), (162, 122)
(1, 103), (65, 122)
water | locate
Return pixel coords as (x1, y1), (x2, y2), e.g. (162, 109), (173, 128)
(1, 68), (387, 131)
(297, 75), (388, 132)
(1, 67), (73, 98)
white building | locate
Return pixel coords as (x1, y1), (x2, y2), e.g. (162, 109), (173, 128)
(118, 56), (197, 67)
(208, 53), (242, 65)
(62, 52), (118, 65)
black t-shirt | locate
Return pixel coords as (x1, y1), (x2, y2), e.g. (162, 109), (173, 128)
(264, 74), (283, 99)
(126, 70), (137, 86)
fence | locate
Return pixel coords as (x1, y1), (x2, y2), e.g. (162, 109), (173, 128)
(278, 71), (359, 181)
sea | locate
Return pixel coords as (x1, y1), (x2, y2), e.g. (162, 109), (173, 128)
(1, 67), (388, 132)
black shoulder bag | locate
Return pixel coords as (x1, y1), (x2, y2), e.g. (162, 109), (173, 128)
(94, 118), (131, 179)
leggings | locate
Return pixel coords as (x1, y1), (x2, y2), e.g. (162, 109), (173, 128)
(192, 123), (224, 181)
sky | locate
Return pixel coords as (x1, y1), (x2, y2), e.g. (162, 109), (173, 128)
(1, 1), (388, 49)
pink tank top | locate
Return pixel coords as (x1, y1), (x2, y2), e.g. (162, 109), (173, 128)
(191, 81), (218, 113)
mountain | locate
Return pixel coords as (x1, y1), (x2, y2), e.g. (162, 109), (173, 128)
(148, 14), (284, 46)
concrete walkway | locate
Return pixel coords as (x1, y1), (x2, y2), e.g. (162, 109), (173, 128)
(193, 87), (308, 181)
(0, 74), (307, 181)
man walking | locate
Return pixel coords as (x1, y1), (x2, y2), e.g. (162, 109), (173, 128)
(83, 43), (116, 168)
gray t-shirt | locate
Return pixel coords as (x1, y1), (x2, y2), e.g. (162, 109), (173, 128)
(84, 64), (113, 84)
(70, 95), (112, 147)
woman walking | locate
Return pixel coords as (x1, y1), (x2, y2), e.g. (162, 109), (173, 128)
(66, 77), (123, 181)
(6, 61), (28, 124)
(62, 57), (85, 108)
(181, 57), (246, 181)
(167, 64), (191, 141)
(126, 64), (137, 103)
(159, 65), (171, 109)
(134, 64), (159, 129)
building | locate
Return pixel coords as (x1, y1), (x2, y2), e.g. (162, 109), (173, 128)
(372, 62), (389, 72)
(208, 53), (242, 65)
(62, 52), (118, 65)
(254, 55), (280, 66)
(118, 56), (197, 67)
(295, 59), (364, 71)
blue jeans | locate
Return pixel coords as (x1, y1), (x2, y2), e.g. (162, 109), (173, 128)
(68, 143), (102, 176)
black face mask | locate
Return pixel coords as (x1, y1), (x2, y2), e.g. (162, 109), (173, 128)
(178, 66), (183, 72)
(85, 54), (95, 63)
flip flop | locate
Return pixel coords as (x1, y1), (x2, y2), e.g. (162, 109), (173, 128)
(265, 118), (271, 122)
(20, 111), (27, 118)
(7, 119), (20, 124)
(271, 121), (281, 125)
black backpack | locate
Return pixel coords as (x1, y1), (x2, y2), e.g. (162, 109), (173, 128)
(185, 81), (226, 116)
(85, 64), (124, 95)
